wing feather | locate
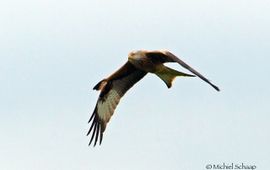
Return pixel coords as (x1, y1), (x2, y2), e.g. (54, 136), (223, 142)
(94, 122), (100, 146)
(88, 61), (147, 146)
(147, 50), (220, 91)
(89, 120), (97, 146)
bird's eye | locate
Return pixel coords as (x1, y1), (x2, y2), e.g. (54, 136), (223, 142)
(138, 60), (144, 65)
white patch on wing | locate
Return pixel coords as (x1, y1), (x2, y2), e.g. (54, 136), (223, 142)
(97, 89), (121, 123)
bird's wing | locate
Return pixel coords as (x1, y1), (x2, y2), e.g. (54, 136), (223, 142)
(146, 50), (220, 91)
(88, 61), (147, 146)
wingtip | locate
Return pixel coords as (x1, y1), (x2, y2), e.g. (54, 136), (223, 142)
(99, 131), (103, 145)
(212, 84), (220, 92)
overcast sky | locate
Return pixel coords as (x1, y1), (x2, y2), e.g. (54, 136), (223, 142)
(0, 0), (269, 170)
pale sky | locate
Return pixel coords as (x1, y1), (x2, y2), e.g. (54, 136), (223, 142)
(0, 0), (269, 170)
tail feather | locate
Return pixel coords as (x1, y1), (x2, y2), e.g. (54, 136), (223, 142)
(156, 66), (194, 88)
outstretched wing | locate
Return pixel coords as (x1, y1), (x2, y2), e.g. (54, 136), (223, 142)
(146, 50), (220, 91)
(88, 61), (147, 146)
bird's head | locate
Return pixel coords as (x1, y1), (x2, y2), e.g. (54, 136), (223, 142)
(128, 50), (147, 64)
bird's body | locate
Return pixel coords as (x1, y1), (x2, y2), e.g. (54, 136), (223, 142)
(87, 50), (220, 146)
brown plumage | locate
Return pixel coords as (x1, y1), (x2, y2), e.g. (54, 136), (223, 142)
(88, 50), (220, 146)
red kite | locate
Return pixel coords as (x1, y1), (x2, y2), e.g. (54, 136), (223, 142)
(87, 50), (219, 146)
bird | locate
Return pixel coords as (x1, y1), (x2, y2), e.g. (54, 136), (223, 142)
(87, 50), (220, 146)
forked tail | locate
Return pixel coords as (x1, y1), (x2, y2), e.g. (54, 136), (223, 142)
(155, 66), (195, 88)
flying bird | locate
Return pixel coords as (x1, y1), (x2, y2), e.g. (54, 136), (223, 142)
(87, 50), (220, 146)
